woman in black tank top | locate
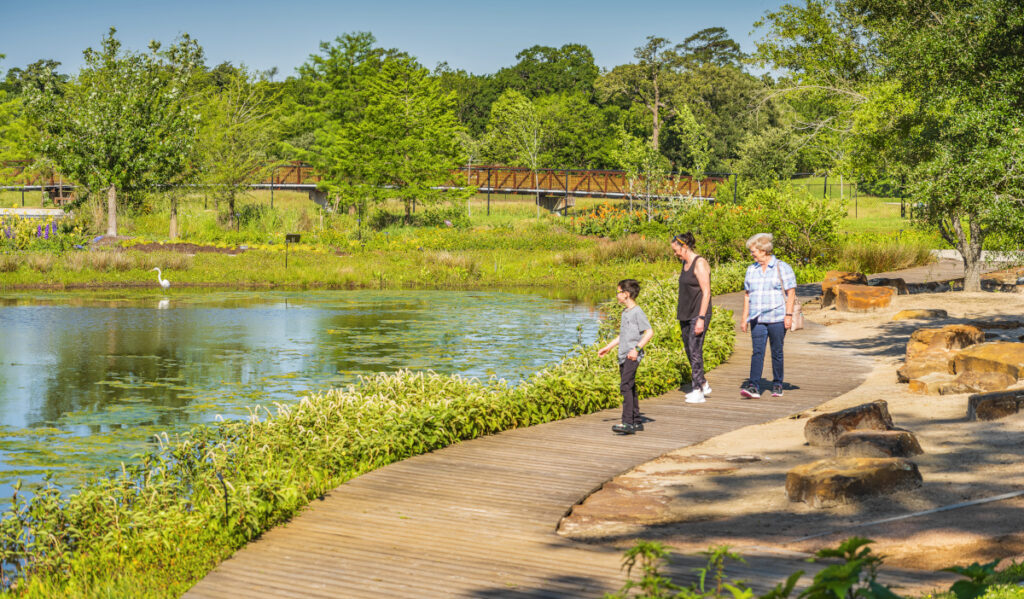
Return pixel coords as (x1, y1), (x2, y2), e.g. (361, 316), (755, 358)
(671, 232), (712, 403)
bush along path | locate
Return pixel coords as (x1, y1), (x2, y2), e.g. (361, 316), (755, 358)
(179, 287), (954, 599)
(0, 275), (732, 598)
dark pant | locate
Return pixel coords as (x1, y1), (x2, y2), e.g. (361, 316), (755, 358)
(679, 319), (708, 391)
(749, 318), (786, 386)
(619, 358), (640, 424)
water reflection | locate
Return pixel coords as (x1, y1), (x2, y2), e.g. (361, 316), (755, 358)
(0, 290), (601, 496)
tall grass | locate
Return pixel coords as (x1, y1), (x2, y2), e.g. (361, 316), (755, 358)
(836, 234), (935, 274)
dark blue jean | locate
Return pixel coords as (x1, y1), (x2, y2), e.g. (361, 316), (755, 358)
(748, 318), (786, 386)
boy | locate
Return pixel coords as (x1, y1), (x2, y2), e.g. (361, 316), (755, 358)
(597, 279), (654, 435)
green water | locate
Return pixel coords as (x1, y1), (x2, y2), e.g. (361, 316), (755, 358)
(0, 289), (601, 496)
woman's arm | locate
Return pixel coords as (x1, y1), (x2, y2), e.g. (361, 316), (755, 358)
(784, 287), (796, 330)
(741, 291), (750, 333)
(694, 257), (711, 335)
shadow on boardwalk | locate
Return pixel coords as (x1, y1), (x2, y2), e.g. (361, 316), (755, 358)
(185, 262), (979, 599)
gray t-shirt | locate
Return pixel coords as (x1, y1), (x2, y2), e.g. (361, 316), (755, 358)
(618, 305), (652, 364)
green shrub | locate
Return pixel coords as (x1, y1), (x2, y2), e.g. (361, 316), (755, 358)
(743, 184), (846, 266)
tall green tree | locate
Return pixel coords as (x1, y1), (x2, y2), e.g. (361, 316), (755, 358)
(486, 89), (545, 216)
(597, 36), (683, 150)
(756, 0), (1024, 291)
(24, 28), (204, 236)
(197, 68), (280, 234)
(613, 127), (671, 219)
(536, 92), (618, 169)
(494, 43), (599, 99)
(309, 55), (465, 225)
(680, 27), (745, 68)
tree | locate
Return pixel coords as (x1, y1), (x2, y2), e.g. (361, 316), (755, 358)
(756, 0), (1024, 291)
(613, 127), (671, 219)
(535, 92), (618, 169)
(24, 28), (203, 236)
(309, 54), (466, 226)
(597, 36), (683, 151)
(486, 89), (544, 216)
(434, 63), (499, 136)
(680, 27), (745, 68)
(495, 43), (599, 99)
(669, 104), (713, 196)
(197, 68), (280, 234)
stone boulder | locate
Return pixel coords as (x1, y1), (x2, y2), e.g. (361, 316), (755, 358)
(906, 324), (985, 358)
(892, 309), (948, 321)
(970, 319), (1024, 331)
(786, 458), (922, 507)
(822, 271), (868, 307)
(835, 430), (923, 458)
(956, 371), (1017, 393)
(835, 284), (894, 312)
(908, 372), (962, 395)
(804, 400), (894, 446)
(897, 354), (955, 383)
(967, 389), (1024, 421)
(953, 342), (1024, 379)
(870, 277), (909, 295)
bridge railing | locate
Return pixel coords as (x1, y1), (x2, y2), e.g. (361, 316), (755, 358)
(449, 166), (725, 199)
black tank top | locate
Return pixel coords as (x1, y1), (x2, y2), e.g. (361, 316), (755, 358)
(677, 256), (712, 321)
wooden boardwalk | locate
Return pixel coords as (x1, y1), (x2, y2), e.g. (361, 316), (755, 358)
(186, 263), (973, 598)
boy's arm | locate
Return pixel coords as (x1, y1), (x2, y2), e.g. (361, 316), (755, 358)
(597, 335), (620, 357)
(625, 327), (654, 361)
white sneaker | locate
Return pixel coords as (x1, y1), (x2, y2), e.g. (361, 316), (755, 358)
(685, 389), (706, 404)
(701, 382), (712, 396)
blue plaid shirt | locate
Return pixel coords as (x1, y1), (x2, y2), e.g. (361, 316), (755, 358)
(744, 257), (797, 323)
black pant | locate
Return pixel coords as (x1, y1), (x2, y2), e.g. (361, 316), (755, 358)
(619, 359), (640, 425)
(679, 319), (708, 391)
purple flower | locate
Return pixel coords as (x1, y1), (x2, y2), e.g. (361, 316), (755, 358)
(37, 225), (42, 237)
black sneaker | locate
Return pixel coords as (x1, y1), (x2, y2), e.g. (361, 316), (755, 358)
(612, 422), (639, 434)
(772, 383), (784, 397)
(740, 382), (761, 399)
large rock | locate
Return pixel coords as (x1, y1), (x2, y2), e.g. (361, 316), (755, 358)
(822, 271), (868, 307)
(955, 371), (1017, 393)
(953, 342), (1024, 379)
(804, 400), (894, 446)
(835, 284), (894, 312)
(786, 458), (923, 507)
(892, 309), (948, 321)
(908, 372), (962, 395)
(870, 277), (909, 295)
(906, 325), (985, 358)
(897, 354), (956, 383)
(835, 431), (923, 458)
(967, 389), (1024, 421)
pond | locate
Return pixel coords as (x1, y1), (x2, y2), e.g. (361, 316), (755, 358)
(0, 290), (602, 497)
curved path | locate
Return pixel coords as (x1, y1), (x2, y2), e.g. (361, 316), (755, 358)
(186, 263), (972, 598)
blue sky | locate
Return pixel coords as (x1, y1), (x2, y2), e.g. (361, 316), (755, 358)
(1, 0), (784, 77)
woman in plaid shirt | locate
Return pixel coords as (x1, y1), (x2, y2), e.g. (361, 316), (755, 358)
(739, 233), (796, 399)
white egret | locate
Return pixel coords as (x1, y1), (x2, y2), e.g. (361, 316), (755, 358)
(151, 267), (170, 289)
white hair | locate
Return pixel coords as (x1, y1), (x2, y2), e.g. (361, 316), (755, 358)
(745, 233), (774, 254)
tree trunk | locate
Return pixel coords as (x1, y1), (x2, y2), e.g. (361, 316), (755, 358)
(952, 215), (984, 292)
(169, 196), (179, 240)
(106, 183), (117, 237)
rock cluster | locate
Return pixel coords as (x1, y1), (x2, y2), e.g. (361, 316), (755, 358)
(789, 401), (925, 507)
(897, 321), (1024, 398)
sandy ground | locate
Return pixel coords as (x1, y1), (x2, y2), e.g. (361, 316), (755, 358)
(559, 291), (1024, 572)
